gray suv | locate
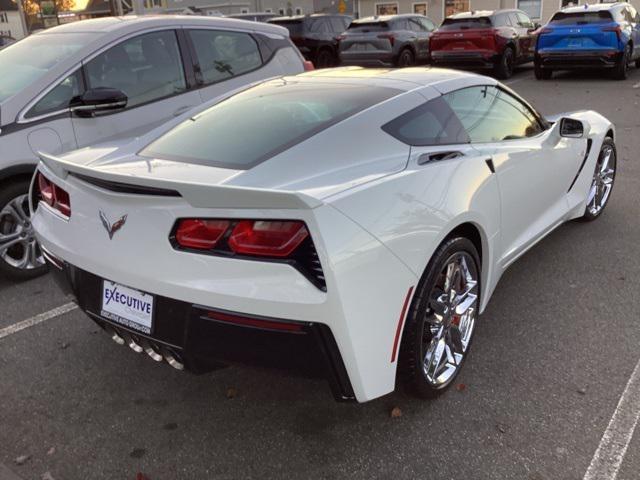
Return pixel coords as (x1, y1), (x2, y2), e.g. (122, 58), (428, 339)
(338, 14), (436, 67)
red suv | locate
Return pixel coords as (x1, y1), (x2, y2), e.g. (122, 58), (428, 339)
(430, 9), (539, 79)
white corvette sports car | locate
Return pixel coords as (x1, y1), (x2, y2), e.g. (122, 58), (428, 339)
(31, 68), (616, 402)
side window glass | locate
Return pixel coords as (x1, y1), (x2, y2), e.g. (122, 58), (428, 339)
(382, 96), (470, 146)
(508, 13), (520, 27)
(420, 18), (435, 31)
(26, 70), (84, 118)
(517, 12), (533, 28)
(409, 18), (423, 31)
(309, 19), (329, 33)
(443, 86), (543, 143)
(330, 18), (346, 33)
(188, 30), (262, 86)
(84, 30), (186, 109)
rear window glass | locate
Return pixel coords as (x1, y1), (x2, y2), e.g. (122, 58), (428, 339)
(347, 21), (390, 31)
(439, 17), (493, 30)
(269, 19), (304, 35)
(549, 11), (613, 24)
(141, 81), (400, 169)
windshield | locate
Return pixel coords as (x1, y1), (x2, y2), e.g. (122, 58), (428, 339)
(439, 17), (493, 30)
(549, 11), (613, 25)
(141, 80), (399, 169)
(0, 33), (92, 103)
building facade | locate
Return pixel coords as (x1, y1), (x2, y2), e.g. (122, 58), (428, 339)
(356, 0), (640, 25)
(0, 0), (26, 39)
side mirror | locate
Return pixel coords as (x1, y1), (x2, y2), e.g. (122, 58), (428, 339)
(559, 117), (587, 138)
(70, 87), (127, 117)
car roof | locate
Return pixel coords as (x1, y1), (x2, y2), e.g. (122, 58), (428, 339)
(32, 14), (287, 35)
(354, 14), (427, 23)
(295, 66), (489, 91)
(270, 13), (351, 21)
(561, 2), (624, 13)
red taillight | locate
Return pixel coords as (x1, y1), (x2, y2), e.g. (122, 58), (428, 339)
(37, 172), (71, 218)
(228, 220), (308, 258)
(377, 33), (395, 46)
(206, 310), (304, 332)
(175, 219), (230, 250)
(602, 25), (622, 40)
(303, 60), (315, 71)
(539, 27), (553, 35)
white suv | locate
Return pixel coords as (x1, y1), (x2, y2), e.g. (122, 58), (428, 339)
(0, 15), (306, 280)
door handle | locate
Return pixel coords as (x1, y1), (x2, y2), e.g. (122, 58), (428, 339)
(173, 105), (194, 117)
(418, 150), (463, 165)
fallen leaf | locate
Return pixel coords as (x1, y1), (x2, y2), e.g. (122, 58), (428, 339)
(15, 455), (30, 466)
(455, 383), (466, 392)
(47, 447), (56, 456)
(226, 387), (237, 399)
(42, 472), (55, 480)
(497, 423), (507, 434)
(577, 387), (587, 395)
(59, 343), (69, 350)
(390, 406), (402, 418)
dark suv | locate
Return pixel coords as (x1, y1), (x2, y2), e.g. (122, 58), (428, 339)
(430, 9), (539, 79)
(338, 14), (436, 67)
(269, 14), (352, 68)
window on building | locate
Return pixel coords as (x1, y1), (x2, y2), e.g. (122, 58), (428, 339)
(560, 0), (577, 8)
(0, 12), (8, 23)
(295, 7), (303, 14)
(278, 8), (285, 15)
(413, 3), (427, 15)
(241, 8), (249, 13)
(265, 8), (272, 12)
(444, 0), (470, 17)
(376, 3), (399, 15)
(84, 30), (187, 108)
(188, 30), (262, 86)
(517, 0), (542, 20)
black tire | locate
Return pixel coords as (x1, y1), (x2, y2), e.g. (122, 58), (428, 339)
(534, 61), (552, 80)
(613, 44), (631, 80)
(398, 236), (481, 399)
(0, 179), (48, 281)
(580, 137), (616, 222)
(494, 46), (515, 79)
(315, 49), (335, 69)
(635, 57), (640, 69)
(396, 48), (415, 68)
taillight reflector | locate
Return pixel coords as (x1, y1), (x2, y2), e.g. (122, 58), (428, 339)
(206, 310), (304, 332)
(303, 60), (315, 71)
(175, 219), (230, 250)
(228, 220), (308, 258)
(539, 27), (553, 35)
(37, 172), (71, 218)
(377, 33), (395, 46)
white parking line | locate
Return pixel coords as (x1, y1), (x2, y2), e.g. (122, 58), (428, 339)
(583, 358), (640, 480)
(0, 302), (77, 340)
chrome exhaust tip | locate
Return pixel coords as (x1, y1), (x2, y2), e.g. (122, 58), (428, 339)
(163, 348), (184, 370)
(105, 325), (125, 346)
(142, 340), (163, 362)
(122, 332), (144, 353)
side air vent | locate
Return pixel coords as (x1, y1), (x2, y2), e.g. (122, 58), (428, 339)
(70, 173), (181, 197)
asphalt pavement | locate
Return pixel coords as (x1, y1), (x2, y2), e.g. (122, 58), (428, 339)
(1, 65), (640, 480)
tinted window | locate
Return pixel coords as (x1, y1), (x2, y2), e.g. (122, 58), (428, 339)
(382, 96), (469, 146)
(85, 30), (186, 108)
(444, 86), (543, 142)
(330, 17), (347, 32)
(549, 11), (613, 24)
(493, 14), (510, 27)
(308, 18), (330, 33)
(141, 81), (400, 169)
(188, 30), (262, 86)
(516, 12), (533, 28)
(347, 21), (390, 31)
(440, 17), (493, 30)
(419, 18), (436, 30)
(408, 18), (424, 31)
(26, 70), (84, 118)
(270, 19), (304, 35)
(0, 32), (90, 103)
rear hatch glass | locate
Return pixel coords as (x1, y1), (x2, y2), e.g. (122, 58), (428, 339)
(269, 19), (304, 35)
(439, 17), (493, 30)
(347, 21), (390, 32)
(141, 81), (400, 170)
(549, 11), (613, 25)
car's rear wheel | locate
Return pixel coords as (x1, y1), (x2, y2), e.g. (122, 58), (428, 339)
(315, 49), (334, 69)
(581, 137), (616, 221)
(534, 61), (552, 80)
(0, 180), (47, 280)
(396, 48), (415, 67)
(494, 46), (514, 79)
(613, 44), (631, 80)
(399, 237), (480, 398)
(636, 57), (640, 69)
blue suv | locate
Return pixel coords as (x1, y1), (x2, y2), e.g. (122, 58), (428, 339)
(535, 2), (640, 80)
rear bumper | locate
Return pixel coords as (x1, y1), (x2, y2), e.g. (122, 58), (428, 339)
(47, 253), (356, 402)
(430, 51), (499, 69)
(536, 50), (622, 69)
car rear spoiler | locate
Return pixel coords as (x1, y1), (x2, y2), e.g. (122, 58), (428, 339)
(38, 152), (322, 210)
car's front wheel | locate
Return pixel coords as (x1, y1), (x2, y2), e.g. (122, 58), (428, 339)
(613, 44), (631, 80)
(581, 137), (616, 221)
(396, 48), (415, 67)
(0, 179), (47, 280)
(534, 61), (552, 80)
(399, 236), (480, 398)
(494, 46), (515, 79)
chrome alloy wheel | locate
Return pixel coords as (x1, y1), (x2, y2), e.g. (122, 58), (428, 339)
(422, 252), (479, 388)
(587, 143), (616, 217)
(0, 194), (44, 271)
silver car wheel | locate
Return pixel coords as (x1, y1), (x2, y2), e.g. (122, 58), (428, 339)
(422, 252), (478, 387)
(0, 194), (44, 271)
(587, 144), (616, 217)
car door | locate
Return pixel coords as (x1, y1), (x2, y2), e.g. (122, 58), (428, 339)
(408, 16), (430, 59)
(515, 12), (536, 60)
(71, 29), (202, 148)
(443, 85), (585, 266)
(185, 28), (268, 103)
